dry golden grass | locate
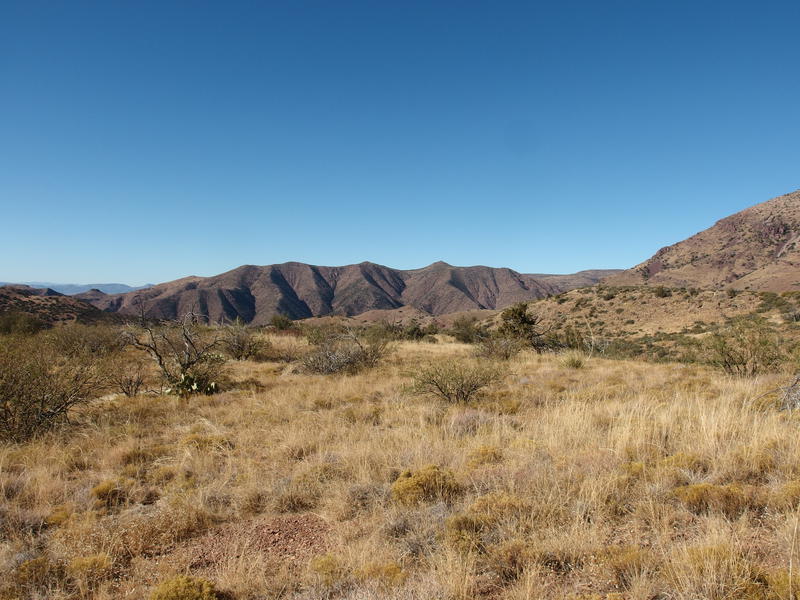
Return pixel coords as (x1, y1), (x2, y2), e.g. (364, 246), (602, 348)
(3, 335), (800, 599)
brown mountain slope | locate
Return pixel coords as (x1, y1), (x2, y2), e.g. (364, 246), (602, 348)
(0, 285), (108, 325)
(81, 261), (615, 324)
(604, 190), (800, 291)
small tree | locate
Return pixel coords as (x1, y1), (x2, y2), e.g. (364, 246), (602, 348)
(124, 314), (225, 396)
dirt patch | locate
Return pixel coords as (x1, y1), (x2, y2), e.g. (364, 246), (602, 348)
(186, 513), (333, 569)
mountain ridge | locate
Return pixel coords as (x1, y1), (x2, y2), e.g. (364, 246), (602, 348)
(78, 261), (620, 324)
(604, 190), (800, 291)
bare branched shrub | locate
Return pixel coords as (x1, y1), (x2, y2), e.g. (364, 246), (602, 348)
(702, 317), (789, 377)
(123, 314), (225, 396)
(474, 337), (523, 361)
(0, 336), (103, 441)
(221, 319), (263, 361)
(302, 328), (387, 375)
(412, 360), (504, 403)
(107, 354), (148, 397)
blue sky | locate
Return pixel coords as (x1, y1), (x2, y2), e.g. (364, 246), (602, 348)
(2, 1), (799, 285)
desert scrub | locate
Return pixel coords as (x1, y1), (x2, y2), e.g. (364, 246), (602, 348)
(411, 360), (505, 403)
(0, 334), (104, 441)
(5, 555), (66, 598)
(303, 328), (387, 374)
(663, 543), (766, 600)
(474, 336), (523, 360)
(391, 465), (462, 505)
(150, 575), (218, 600)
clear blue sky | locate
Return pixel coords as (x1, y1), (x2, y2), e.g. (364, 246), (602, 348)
(2, 1), (799, 285)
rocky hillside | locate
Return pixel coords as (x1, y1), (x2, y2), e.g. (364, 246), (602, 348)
(604, 190), (800, 291)
(80, 261), (617, 324)
(0, 285), (108, 325)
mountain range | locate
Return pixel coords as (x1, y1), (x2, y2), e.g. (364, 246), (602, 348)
(76, 262), (619, 324)
(0, 282), (152, 295)
(5, 189), (800, 325)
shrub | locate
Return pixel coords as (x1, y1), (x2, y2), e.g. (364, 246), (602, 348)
(107, 353), (148, 397)
(468, 445), (503, 467)
(0, 335), (104, 442)
(221, 319), (263, 360)
(449, 316), (488, 344)
(701, 316), (789, 376)
(498, 302), (550, 351)
(8, 555), (65, 597)
(124, 314), (226, 396)
(0, 311), (46, 334)
(302, 329), (387, 375)
(91, 477), (136, 511)
(474, 337), (523, 360)
(68, 553), (113, 593)
(412, 360), (504, 403)
(560, 351), (585, 369)
(654, 286), (672, 298)
(391, 465), (462, 505)
(270, 313), (295, 331)
(149, 575), (218, 600)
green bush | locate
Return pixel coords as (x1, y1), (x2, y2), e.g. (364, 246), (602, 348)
(270, 313), (295, 331)
(449, 316), (488, 344)
(498, 302), (550, 351)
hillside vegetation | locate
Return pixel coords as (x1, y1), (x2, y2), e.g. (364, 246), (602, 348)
(3, 314), (800, 599)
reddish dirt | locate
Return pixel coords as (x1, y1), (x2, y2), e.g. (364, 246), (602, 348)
(186, 513), (333, 569)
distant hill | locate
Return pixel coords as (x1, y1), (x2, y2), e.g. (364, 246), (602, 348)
(81, 261), (618, 324)
(604, 189), (800, 291)
(0, 285), (109, 326)
(0, 282), (152, 295)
